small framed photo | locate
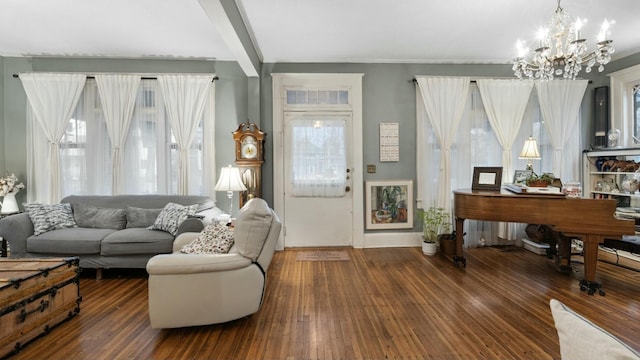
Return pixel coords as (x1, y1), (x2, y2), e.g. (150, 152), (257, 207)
(513, 170), (533, 185)
(472, 167), (503, 191)
(365, 180), (413, 230)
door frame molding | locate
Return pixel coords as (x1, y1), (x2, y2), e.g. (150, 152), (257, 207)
(272, 73), (364, 250)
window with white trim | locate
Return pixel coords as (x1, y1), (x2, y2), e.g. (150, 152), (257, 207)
(60, 79), (205, 196)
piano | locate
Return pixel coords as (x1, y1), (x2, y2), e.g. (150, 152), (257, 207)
(453, 188), (635, 295)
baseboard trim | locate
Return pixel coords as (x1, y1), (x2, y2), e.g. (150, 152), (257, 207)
(362, 232), (422, 248)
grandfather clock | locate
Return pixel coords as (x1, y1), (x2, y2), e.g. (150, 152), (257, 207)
(233, 121), (265, 208)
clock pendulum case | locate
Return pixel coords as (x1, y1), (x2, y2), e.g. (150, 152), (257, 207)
(233, 121), (265, 208)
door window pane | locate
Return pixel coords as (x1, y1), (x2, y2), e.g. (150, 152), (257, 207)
(289, 117), (347, 197)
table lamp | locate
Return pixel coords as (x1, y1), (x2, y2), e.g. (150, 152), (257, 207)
(519, 136), (541, 171)
(214, 165), (247, 216)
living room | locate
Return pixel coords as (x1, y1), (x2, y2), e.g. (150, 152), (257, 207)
(2, 1), (640, 359)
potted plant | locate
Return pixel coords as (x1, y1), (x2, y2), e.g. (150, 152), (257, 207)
(417, 207), (452, 256)
(526, 173), (553, 187)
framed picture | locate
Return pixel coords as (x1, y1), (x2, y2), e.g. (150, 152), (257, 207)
(513, 170), (533, 185)
(365, 180), (413, 230)
(472, 167), (503, 191)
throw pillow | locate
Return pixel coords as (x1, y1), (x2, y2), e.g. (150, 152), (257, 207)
(126, 207), (162, 228)
(24, 203), (78, 236)
(180, 223), (234, 254)
(550, 299), (640, 360)
(148, 202), (198, 236)
(73, 203), (127, 230)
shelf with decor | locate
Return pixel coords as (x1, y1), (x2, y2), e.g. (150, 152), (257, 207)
(584, 148), (640, 206)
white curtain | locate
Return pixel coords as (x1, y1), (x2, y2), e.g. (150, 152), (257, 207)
(477, 79), (534, 241)
(202, 85), (217, 200)
(535, 80), (588, 179)
(416, 83), (554, 248)
(477, 79), (534, 180)
(95, 74), (141, 194)
(157, 75), (213, 195)
(288, 117), (347, 197)
(20, 73), (86, 203)
(416, 77), (470, 211)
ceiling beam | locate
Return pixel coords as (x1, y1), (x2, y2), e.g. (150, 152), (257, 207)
(198, 0), (260, 77)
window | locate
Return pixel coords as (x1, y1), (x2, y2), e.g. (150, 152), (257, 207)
(634, 84), (640, 140)
(59, 79), (205, 196)
(288, 117), (347, 197)
(610, 63), (640, 146)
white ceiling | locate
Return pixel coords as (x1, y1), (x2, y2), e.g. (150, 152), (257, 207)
(1, 0), (639, 68)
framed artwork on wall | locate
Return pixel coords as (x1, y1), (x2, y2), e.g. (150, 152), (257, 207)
(365, 180), (413, 230)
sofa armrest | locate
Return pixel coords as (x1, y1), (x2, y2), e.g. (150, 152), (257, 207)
(172, 232), (200, 252)
(146, 253), (252, 275)
(0, 213), (34, 257)
(175, 217), (204, 236)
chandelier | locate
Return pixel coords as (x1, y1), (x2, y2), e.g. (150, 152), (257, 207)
(513, 0), (614, 80)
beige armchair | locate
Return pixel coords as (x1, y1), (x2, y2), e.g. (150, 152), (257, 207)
(146, 198), (281, 329)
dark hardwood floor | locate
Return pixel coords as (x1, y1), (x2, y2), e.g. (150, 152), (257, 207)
(8, 246), (640, 360)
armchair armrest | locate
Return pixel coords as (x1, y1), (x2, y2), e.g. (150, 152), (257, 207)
(0, 213), (34, 257)
(172, 232), (200, 252)
(146, 253), (252, 275)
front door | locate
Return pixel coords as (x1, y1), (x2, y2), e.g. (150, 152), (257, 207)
(272, 73), (364, 249)
(283, 112), (353, 247)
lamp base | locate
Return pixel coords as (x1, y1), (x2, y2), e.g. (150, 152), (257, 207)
(226, 191), (234, 216)
(525, 162), (534, 172)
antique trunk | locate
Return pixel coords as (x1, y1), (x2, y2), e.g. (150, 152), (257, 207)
(0, 257), (81, 359)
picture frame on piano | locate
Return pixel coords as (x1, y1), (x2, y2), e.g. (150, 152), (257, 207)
(472, 167), (503, 191)
(513, 170), (532, 185)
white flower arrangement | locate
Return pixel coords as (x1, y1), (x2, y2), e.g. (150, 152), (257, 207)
(0, 173), (25, 197)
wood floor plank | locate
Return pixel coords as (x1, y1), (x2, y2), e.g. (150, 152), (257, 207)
(6, 246), (640, 359)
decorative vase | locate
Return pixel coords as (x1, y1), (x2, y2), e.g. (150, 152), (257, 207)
(422, 241), (437, 256)
(1, 192), (19, 214)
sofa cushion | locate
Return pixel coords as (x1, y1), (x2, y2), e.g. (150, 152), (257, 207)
(550, 299), (640, 360)
(27, 227), (114, 254)
(101, 228), (174, 256)
(73, 203), (127, 230)
(149, 203), (198, 236)
(180, 223), (234, 254)
(24, 203), (78, 236)
(126, 207), (162, 228)
(233, 198), (272, 261)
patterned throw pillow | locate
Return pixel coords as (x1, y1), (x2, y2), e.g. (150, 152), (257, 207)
(148, 202), (198, 236)
(181, 223), (234, 254)
(24, 203), (78, 236)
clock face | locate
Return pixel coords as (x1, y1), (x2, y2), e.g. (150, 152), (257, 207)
(241, 143), (258, 159)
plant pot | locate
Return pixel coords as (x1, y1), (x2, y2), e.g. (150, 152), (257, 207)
(527, 180), (550, 187)
(422, 241), (437, 256)
(438, 233), (456, 256)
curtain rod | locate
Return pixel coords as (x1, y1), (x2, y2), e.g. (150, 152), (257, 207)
(412, 78), (476, 84)
(12, 74), (219, 81)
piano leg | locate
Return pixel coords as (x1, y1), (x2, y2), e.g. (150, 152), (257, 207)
(454, 217), (466, 268)
(579, 235), (606, 296)
(555, 235), (573, 273)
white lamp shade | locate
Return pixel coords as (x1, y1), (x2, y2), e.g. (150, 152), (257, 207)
(214, 166), (247, 192)
(519, 136), (541, 159)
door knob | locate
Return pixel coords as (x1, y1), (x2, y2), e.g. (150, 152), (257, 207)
(345, 186), (351, 192)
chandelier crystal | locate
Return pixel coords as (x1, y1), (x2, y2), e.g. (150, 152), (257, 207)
(513, 0), (615, 80)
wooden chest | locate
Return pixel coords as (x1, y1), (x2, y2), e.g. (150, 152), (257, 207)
(0, 257), (81, 359)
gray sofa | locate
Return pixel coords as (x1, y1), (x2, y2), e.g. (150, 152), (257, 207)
(0, 195), (220, 275)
